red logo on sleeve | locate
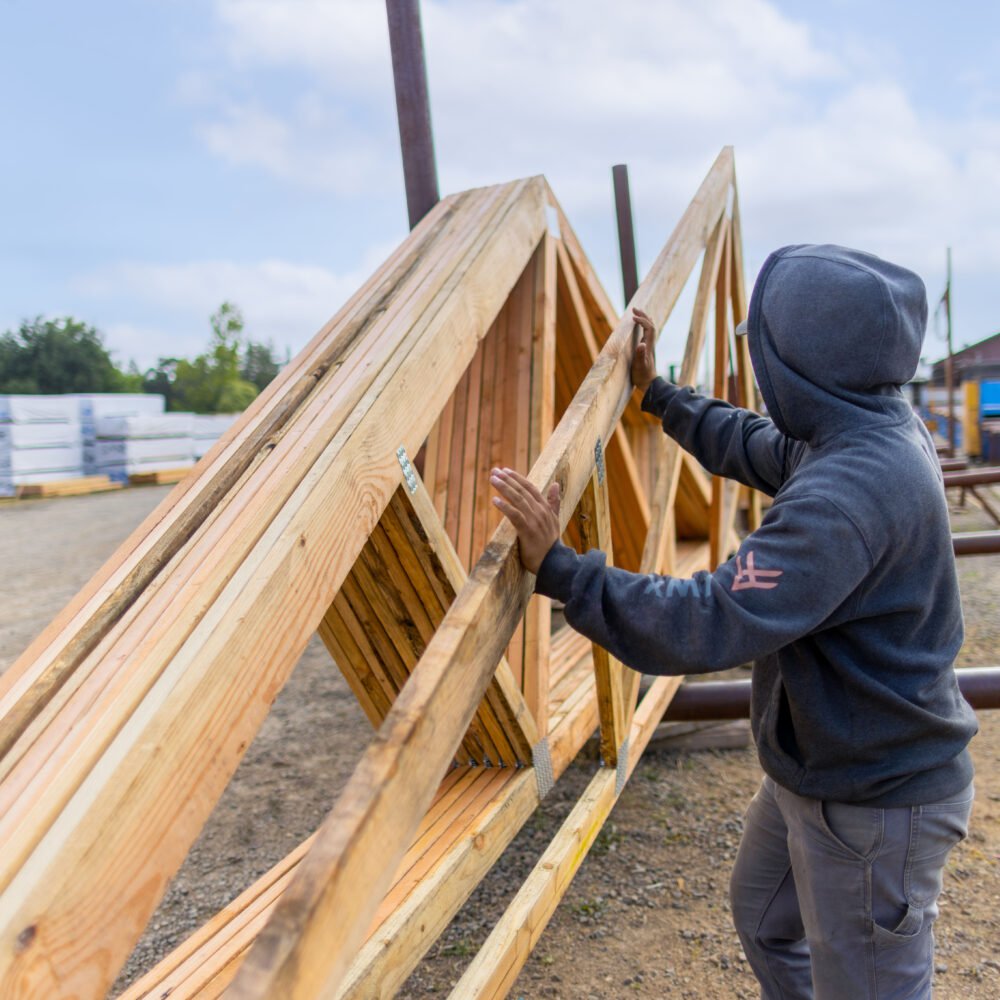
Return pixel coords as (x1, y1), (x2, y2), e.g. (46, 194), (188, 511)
(731, 551), (783, 591)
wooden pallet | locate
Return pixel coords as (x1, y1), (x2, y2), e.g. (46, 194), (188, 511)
(0, 149), (761, 999)
(128, 466), (193, 486)
(14, 475), (122, 499)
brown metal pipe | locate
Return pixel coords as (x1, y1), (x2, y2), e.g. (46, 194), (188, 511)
(663, 667), (1000, 720)
(663, 680), (751, 721)
(612, 164), (640, 305)
(386, 0), (440, 230)
(943, 466), (1000, 488)
(958, 668), (1000, 710)
(953, 531), (1000, 556)
(939, 457), (968, 472)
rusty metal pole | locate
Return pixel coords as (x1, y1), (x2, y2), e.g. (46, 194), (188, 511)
(612, 164), (639, 305)
(663, 668), (1000, 721)
(953, 531), (1000, 556)
(943, 466), (1000, 488)
(386, 0), (440, 230)
(945, 247), (956, 456)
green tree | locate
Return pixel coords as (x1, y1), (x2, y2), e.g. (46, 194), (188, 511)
(240, 339), (281, 393)
(171, 302), (259, 413)
(0, 317), (134, 393)
(141, 358), (181, 410)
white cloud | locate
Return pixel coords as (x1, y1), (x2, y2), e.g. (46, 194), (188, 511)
(198, 97), (398, 195)
(74, 246), (398, 366)
(181, 0), (1000, 347)
(196, 0), (839, 203)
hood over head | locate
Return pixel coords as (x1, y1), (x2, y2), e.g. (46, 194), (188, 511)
(746, 244), (927, 443)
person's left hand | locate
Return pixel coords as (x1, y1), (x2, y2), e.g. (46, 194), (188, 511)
(490, 467), (561, 574)
(631, 307), (657, 392)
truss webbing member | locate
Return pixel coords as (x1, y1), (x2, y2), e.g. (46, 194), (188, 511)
(491, 244), (977, 1000)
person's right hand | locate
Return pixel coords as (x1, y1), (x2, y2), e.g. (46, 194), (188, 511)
(631, 307), (657, 393)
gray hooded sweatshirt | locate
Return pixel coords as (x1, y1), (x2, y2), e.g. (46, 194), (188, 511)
(536, 244), (977, 806)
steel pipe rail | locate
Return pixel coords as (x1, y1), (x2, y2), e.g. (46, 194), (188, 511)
(943, 466), (1000, 488)
(953, 531), (1000, 556)
(663, 667), (1000, 720)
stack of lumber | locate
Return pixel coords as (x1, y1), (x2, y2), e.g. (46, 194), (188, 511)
(0, 395), (84, 497)
(0, 148), (757, 999)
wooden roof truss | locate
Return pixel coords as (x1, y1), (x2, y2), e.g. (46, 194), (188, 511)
(0, 147), (759, 999)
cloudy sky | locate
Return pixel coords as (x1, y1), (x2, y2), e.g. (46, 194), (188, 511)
(2, 0), (998, 371)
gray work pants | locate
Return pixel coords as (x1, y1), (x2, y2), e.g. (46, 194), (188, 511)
(730, 775), (974, 999)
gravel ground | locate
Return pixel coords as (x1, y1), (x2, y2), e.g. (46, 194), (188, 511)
(0, 483), (997, 999)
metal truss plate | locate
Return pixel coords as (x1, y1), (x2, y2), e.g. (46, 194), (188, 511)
(615, 736), (630, 796)
(532, 737), (555, 798)
(396, 445), (418, 494)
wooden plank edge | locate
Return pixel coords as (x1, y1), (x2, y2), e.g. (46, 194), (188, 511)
(447, 673), (684, 998)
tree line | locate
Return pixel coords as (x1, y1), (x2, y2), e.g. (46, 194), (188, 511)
(0, 303), (283, 413)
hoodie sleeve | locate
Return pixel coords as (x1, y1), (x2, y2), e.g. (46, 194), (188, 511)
(641, 377), (793, 496)
(535, 493), (873, 675)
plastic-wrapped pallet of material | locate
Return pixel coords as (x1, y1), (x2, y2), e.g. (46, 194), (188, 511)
(93, 413), (195, 481)
(0, 422), (81, 449)
(77, 395), (167, 473)
(192, 413), (239, 459)
(0, 394), (80, 424)
(76, 393), (165, 424)
(2, 446), (86, 482)
(0, 395), (84, 492)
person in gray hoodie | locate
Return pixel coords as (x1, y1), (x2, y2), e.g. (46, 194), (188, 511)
(490, 244), (977, 1000)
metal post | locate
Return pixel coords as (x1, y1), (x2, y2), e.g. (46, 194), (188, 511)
(663, 668), (1000, 720)
(612, 164), (639, 305)
(386, 0), (440, 230)
(952, 531), (1000, 557)
(945, 247), (956, 456)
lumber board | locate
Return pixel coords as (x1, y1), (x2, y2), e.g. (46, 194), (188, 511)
(547, 187), (648, 434)
(575, 473), (628, 764)
(547, 625), (591, 692)
(676, 451), (713, 538)
(448, 768), (618, 999)
(710, 221), (733, 568)
(674, 540), (711, 577)
(640, 213), (727, 575)
(523, 234), (557, 734)
(728, 184), (763, 532)
(0, 178), (548, 997)
(221, 148), (734, 1000)
(552, 240), (650, 572)
(448, 673), (685, 999)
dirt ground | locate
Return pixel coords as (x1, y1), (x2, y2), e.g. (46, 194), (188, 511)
(0, 484), (997, 999)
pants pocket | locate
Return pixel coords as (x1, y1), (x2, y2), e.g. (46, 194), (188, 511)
(872, 911), (934, 1000)
(906, 798), (973, 907)
(818, 799), (882, 861)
